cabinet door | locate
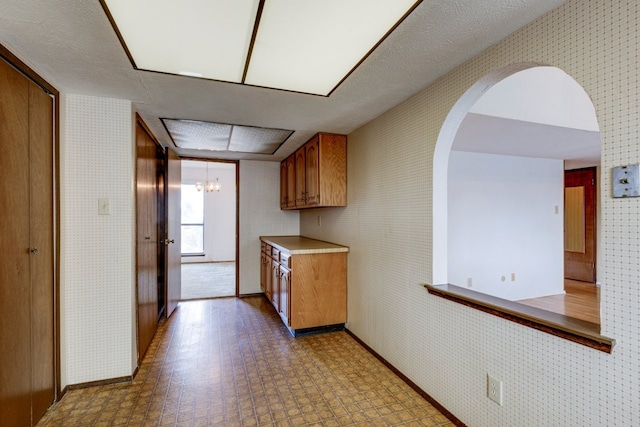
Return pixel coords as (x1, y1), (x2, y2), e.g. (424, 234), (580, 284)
(286, 156), (296, 208)
(260, 252), (267, 292)
(280, 161), (288, 209)
(279, 265), (290, 326)
(271, 258), (280, 310)
(265, 253), (273, 301)
(294, 147), (306, 207)
(305, 137), (320, 205)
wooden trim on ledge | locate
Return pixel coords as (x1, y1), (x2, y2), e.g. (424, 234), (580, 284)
(425, 284), (615, 353)
(345, 329), (467, 427)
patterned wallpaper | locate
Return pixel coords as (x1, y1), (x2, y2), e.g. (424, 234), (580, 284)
(60, 94), (135, 387)
(239, 160), (299, 295)
(301, 1), (639, 425)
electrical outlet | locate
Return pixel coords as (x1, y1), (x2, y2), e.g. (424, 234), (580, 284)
(466, 277), (472, 287)
(487, 374), (503, 405)
(511, 273), (516, 281)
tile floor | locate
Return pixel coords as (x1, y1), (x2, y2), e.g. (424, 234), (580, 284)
(38, 297), (454, 426)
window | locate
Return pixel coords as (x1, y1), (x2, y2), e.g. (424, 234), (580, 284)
(181, 184), (204, 254)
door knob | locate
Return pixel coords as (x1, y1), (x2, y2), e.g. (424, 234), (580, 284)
(164, 239), (175, 246)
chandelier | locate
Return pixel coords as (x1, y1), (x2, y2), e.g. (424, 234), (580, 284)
(196, 163), (222, 193)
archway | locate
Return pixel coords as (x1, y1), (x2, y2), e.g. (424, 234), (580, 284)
(433, 64), (601, 306)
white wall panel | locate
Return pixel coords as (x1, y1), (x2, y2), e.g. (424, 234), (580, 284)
(60, 94), (135, 387)
(448, 152), (564, 300)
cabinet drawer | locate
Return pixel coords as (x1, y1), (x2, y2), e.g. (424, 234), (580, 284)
(280, 253), (291, 268)
(271, 248), (280, 262)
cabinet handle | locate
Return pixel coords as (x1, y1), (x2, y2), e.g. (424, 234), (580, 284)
(30, 248), (39, 255)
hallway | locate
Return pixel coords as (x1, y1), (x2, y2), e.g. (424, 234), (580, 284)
(181, 262), (236, 300)
(38, 297), (453, 426)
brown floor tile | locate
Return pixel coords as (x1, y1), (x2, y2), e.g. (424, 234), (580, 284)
(37, 296), (454, 426)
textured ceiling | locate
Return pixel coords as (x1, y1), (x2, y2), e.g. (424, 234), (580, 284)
(0, 0), (565, 161)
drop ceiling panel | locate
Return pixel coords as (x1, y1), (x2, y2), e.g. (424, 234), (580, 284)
(163, 119), (293, 154)
(102, 0), (259, 82)
(229, 126), (293, 154)
(164, 120), (232, 151)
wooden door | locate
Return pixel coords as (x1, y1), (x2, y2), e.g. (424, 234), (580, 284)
(305, 137), (320, 205)
(565, 167), (596, 282)
(286, 156), (296, 208)
(0, 55), (32, 427)
(0, 56), (54, 427)
(165, 149), (181, 317)
(295, 147), (306, 207)
(28, 77), (55, 422)
(136, 121), (159, 361)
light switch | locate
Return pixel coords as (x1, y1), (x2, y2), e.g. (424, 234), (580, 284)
(613, 164), (640, 198)
(98, 198), (111, 215)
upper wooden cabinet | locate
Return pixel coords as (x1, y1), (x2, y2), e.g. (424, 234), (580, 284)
(281, 133), (346, 209)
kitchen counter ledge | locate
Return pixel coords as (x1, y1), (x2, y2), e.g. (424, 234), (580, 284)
(260, 236), (349, 255)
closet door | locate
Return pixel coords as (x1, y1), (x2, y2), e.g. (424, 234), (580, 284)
(0, 56), (55, 426)
(29, 80), (55, 421)
(136, 121), (159, 361)
(0, 54), (32, 427)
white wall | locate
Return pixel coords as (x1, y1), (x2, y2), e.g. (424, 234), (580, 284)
(181, 161), (236, 263)
(60, 94), (135, 387)
(239, 160), (299, 295)
(470, 66), (599, 131)
(448, 151), (564, 300)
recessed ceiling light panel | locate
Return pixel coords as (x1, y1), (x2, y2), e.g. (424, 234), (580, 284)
(102, 0), (420, 95)
(164, 120), (232, 151)
(229, 126), (293, 154)
(163, 119), (293, 154)
(103, 0), (259, 83)
(244, 0), (420, 95)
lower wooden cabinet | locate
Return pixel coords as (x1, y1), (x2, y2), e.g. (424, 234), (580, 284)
(260, 237), (348, 336)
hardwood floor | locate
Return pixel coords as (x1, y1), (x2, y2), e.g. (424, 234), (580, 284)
(518, 279), (600, 324)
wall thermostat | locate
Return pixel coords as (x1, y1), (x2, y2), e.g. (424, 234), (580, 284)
(612, 164), (640, 198)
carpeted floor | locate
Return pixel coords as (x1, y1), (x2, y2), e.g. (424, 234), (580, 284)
(181, 261), (235, 300)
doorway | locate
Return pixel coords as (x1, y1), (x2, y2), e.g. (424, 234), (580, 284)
(564, 167), (597, 283)
(180, 160), (238, 299)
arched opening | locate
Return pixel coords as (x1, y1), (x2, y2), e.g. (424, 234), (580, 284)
(433, 64), (601, 323)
